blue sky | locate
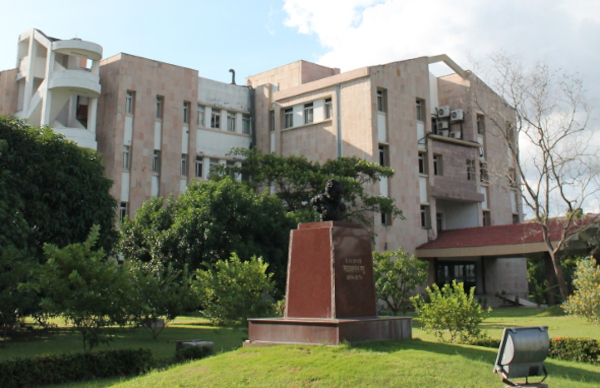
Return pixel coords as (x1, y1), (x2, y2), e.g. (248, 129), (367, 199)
(0, 0), (327, 83)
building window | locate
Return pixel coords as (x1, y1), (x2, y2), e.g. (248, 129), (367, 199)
(183, 102), (190, 124)
(467, 159), (475, 181)
(480, 162), (489, 183)
(436, 213), (443, 231)
(119, 202), (129, 222)
(325, 98), (332, 119)
(416, 99), (423, 121)
(377, 90), (385, 113)
(156, 96), (163, 119)
(418, 152), (426, 174)
(433, 154), (443, 176)
(209, 158), (220, 178)
(195, 156), (203, 178)
(211, 108), (221, 129)
(381, 212), (391, 226)
(152, 150), (160, 173)
(483, 210), (491, 226)
(421, 205), (430, 228)
(197, 105), (205, 126)
(379, 145), (389, 166)
(477, 114), (485, 135)
(181, 154), (188, 176)
(304, 103), (314, 124)
(226, 160), (236, 178)
(284, 108), (293, 128)
(125, 91), (134, 114)
(508, 168), (517, 187)
(513, 214), (520, 224)
(123, 145), (131, 170)
(226, 111), (236, 132)
(242, 114), (251, 134)
(269, 110), (275, 132)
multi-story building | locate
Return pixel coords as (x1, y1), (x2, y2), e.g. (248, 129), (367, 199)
(0, 29), (529, 302)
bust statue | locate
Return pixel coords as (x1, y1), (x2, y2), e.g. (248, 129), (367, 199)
(310, 179), (346, 221)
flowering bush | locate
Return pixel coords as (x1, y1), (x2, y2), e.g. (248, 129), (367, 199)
(411, 280), (491, 343)
(562, 257), (600, 324)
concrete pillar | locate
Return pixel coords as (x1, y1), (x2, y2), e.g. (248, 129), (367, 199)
(88, 97), (98, 134)
(40, 49), (55, 126)
(22, 31), (38, 115)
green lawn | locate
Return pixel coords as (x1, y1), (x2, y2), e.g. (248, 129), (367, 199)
(2, 308), (599, 387)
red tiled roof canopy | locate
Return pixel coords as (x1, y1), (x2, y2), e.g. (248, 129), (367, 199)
(416, 217), (597, 258)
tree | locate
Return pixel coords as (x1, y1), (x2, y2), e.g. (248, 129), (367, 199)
(194, 253), (276, 326)
(127, 260), (197, 339)
(119, 177), (296, 294)
(373, 248), (428, 315)
(473, 54), (600, 301)
(214, 148), (403, 226)
(562, 257), (600, 325)
(0, 116), (118, 257)
(33, 226), (133, 352)
(411, 281), (490, 343)
(0, 247), (36, 346)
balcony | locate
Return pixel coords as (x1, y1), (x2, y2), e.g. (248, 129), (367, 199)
(48, 69), (101, 98)
(52, 39), (102, 61)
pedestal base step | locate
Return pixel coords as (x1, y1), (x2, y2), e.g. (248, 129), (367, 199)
(247, 317), (411, 346)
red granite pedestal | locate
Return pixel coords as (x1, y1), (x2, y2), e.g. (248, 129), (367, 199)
(246, 222), (411, 346)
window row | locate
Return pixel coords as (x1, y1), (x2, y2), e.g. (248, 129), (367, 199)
(124, 92), (251, 135)
(282, 98), (332, 129)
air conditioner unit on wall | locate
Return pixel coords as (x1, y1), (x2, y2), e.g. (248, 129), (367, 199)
(438, 129), (449, 137)
(437, 105), (450, 117)
(449, 131), (461, 139)
(450, 109), (463, 121)
(437, 121), (449, 130)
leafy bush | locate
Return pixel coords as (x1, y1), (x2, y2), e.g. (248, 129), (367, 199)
(195, 253), (276, 325)
(549, 337), (600, 365)
(175, 345), (212, 362)
(373, 248), (428, 315)
(32, 226), (135, 351)
(411, 280), (491, 343)
(0, 349), (155, 387)
(562, 257), (600, 324)
(470, 337), (501, 349)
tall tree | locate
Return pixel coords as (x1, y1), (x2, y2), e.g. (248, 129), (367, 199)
(473, 54), (599, 301)
(214, 148), (403, 226)
(0, 116), (118, 257)
(119, 178), (296, 294)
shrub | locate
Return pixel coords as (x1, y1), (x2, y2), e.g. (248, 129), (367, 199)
(0, 349), (155, 387)
(195, 253), (276, 325)
(549, 337), (600, 365)
(372, 248), (428, 315)
(562, 257), (600, 324)
(175, 345), (212, 363)
(411, 280), (491, 343)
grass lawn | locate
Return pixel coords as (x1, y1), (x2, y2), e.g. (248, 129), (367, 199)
(2, 308), (599, 387)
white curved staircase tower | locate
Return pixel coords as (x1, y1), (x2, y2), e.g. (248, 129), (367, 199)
(15, 29), (102, 150)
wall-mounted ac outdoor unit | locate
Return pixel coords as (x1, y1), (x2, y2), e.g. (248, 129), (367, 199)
(450, 109), (463, 121)
(449, 131), (461, 139)
(439, 129), (449, 137)
(437, 106), (450, 117)
(437, 121), (449, 130)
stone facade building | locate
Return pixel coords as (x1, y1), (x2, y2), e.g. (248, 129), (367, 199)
(0, 29), (528, 302)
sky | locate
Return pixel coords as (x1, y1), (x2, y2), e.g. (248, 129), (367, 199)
(1, 0), (599, 212)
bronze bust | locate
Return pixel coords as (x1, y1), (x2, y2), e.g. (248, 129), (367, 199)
(310, 179), (346, 221)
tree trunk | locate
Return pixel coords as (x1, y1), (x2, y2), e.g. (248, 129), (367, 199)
(549, 251), (570, 302)
(544, 253), (558, 305)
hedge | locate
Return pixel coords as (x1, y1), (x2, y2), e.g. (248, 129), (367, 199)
(473, 336), (600, 366)
(548, 337), (600, 365)
(0, 348), (156, 387)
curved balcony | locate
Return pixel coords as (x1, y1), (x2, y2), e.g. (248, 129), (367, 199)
(52, 127), (97, 150)
(52, 39), (102, 61)
(48, 70), (101, 98)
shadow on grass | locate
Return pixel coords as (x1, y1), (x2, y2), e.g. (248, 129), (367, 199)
(355, 338), (600, 383)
